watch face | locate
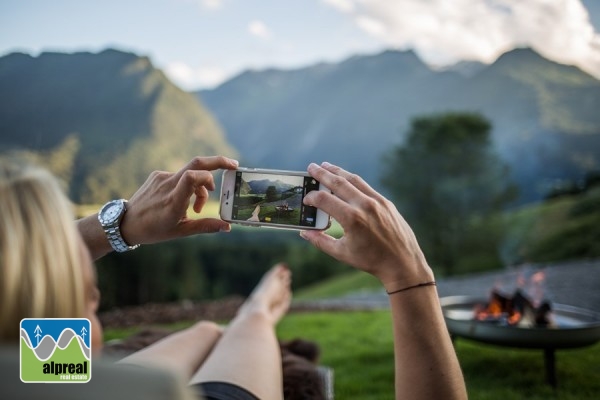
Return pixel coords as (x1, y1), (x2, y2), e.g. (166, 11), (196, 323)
(101, 201), (124, 225)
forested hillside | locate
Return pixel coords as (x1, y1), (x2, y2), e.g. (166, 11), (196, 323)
(199, 48), (600, 203)
(0, 49), (236, 203)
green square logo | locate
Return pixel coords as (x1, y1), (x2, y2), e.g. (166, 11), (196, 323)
(20, 318), (92, 383)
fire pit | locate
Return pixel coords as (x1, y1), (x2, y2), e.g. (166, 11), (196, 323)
(441, 295), (600, 387)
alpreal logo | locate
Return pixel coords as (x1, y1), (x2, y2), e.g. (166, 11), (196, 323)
(20, 318), (91, 383)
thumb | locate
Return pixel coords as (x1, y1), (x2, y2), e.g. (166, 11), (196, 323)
(299, 230), (340, 259)
(180, 218), (232, 236)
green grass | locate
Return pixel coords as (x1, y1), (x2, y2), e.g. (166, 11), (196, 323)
(295, 270), (381, 300)
(504, 187), (600, 263)
(278, 311), (396, 399)
(104, 311), (600, 399)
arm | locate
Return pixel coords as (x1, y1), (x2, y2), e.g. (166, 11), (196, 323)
(300, 162), (467, 400)
(78, 156), (239, 260)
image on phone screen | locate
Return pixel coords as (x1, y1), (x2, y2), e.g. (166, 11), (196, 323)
(231, 171), (321, 227)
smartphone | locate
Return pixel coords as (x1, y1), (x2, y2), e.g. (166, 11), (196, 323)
(220, 168), (331, 230)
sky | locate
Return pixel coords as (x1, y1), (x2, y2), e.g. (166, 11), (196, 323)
(1, 0), (600, 91)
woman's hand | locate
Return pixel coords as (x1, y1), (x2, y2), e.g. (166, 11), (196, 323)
(120, 156), (239, 246)
(78, 156), (239, 260)
(300, 162), (433, 292)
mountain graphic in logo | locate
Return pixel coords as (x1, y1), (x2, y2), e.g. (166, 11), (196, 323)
(20, 318), (91, 383)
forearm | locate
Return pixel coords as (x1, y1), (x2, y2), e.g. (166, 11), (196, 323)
(389, 286), (467, 400)
(77, 214), (113, 260)
(300, 162), (467, 398)
(118, 321), (223, 381)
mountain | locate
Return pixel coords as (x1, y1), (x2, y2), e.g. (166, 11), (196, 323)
(246, 179), (295, 194)
(198, 48), (600, 203)
(0, 49), (236, 202)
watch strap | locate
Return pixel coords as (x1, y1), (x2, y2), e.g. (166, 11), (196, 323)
(98, 199), (140, 253)
(105, 224), (140, 253)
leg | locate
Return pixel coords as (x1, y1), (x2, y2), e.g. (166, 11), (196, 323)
(190, 264), (292, 400)
(118, 321), (223, 380)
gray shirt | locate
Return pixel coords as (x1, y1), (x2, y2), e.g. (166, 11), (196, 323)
(0, 346), (200, 400)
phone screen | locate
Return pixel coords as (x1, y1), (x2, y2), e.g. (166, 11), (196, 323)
(231, 171), (321, 227)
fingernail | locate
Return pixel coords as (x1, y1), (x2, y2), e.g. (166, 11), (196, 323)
(322, 161), (332, 167)
(299, 231), (308, 240)
(231, 159), (239, 167)
(220, 224), (232, 232)
(308, 163), (319, 169)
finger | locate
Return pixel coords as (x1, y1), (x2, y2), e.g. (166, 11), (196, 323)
(303, 189), (355, 227)
(320, 162), (381, 199)
(307, 163), (364, 204)
(299, 230), (345, 261)
(193, 185), (210, 213)
(180, 218), (232, 235)
(174, 156), (239, 181)
(173, 170), (215, 208)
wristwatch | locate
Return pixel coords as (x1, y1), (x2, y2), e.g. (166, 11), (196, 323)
(98, 199), (140, 253)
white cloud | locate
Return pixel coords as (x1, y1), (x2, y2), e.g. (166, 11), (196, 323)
(322, 0), (355, 13)
(186, 0), (224, 10)
(355, 15), (386, 37)
(164, 61), (228, 90)
(202, 0), (223, 9)
(323, 0), (600, 78)
(248, 20), (272, 40)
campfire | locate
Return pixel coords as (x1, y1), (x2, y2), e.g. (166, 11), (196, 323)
(441, 267), (600, 388)
(473, 271), (555, 328)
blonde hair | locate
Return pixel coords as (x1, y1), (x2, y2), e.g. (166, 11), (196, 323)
(0, 157), (86, 342)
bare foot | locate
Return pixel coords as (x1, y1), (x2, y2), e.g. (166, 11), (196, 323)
(238, 264), (292, 325)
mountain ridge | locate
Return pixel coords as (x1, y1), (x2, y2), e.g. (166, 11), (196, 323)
(198, 47), (600, 203)
(246, 179), (295, 194)
(0, 49), (237, 202)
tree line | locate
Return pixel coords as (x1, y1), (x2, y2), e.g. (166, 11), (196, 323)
(96, 231), (351, 311)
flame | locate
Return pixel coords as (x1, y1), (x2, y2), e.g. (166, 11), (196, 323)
(473, 269), (552, 327)
(508, 311), (521, 325)
(475, 298), (521, 325)
(488, 299), (502, 317)
(474, 296), (521, 325)
(475, 298), (503, 321)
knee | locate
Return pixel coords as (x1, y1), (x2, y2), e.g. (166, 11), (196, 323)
(192, 321), (224, 339)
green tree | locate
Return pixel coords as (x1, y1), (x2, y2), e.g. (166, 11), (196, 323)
(382, 112), (517, 276)
(265, 185), (278, 202)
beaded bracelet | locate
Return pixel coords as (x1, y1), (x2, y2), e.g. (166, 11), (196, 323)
(386, 281), (436, 295)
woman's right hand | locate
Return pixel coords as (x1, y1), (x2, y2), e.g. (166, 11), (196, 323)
(300, 162), (434, 293)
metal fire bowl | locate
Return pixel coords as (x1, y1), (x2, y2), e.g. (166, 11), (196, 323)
(441, 296), (600, 349)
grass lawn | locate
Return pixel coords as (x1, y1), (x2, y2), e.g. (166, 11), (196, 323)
(104, 310), (600, 400)
(295, 270), (381, 300)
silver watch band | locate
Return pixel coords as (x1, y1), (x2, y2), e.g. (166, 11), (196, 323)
(106, 225), (140, 253)
(98, 199), (140, 253)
